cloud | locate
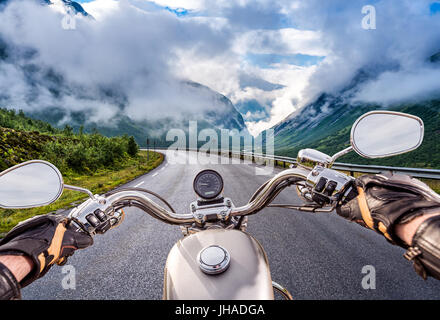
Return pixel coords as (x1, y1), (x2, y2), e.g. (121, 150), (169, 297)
(4, 0), (436, 138)
(233, 28), (326, 57)
(287, 0), (440, 106)
(234, 62), (317, 136)
(81, 0), (119, 20)
(0, 0), (331, 136)
(0, 0), (236, 124)
(354, 67), (440, 104)
(148, 0), (206, 12)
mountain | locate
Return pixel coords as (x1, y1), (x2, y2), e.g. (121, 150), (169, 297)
(279, 100), (440, 168)
(267, 57), (440, 169)
(58, 0), (90, 17)
(27, 81), (248, 147)
(269, 68), (387, 153)
(0, 0), (90, 17)
(430, 52), (440, 64)
(0, 1), (247, 147)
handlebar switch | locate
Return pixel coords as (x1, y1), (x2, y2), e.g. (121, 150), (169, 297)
(95, 221), (111, 234)
(85, 210), (112, 234)
(312, 193), (329, 206)
(324, 181), (338, 196)
(94, 209), (107, 222)
(314, 177), (328, 193)
(86, 213), (101, 227)
(306, 166), (354, 200)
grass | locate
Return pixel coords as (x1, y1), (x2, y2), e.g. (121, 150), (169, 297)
(0, 150), (163, 235)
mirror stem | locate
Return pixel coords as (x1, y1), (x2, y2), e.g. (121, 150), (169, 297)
(330, 146), (353, 166)
(64, 184), (96, 200)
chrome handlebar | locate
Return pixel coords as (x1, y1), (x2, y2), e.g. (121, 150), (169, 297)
(70, 166), (314, 230)
(104, 190), (195, 224)
(230, 166), (311, 216)
(68, 190), (196, 227)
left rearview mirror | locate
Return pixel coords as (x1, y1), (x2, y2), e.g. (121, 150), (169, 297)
(0, 160), (64, 209)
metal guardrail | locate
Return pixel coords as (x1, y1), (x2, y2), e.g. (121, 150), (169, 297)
(331, 163), (440, 180)
(143, 147), (440, 180)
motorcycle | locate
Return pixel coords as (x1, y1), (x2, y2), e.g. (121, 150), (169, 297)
(0, 110), (425, 300)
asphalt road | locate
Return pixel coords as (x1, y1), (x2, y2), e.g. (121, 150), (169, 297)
(22, 150), (440, 299)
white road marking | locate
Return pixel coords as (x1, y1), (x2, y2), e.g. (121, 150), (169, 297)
(152, 172), (159, 177)
(134, 181), (145, 188)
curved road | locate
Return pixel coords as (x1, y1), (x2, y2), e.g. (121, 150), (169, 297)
(23, 150), (440, 299)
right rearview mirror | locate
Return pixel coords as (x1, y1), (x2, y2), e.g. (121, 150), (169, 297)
(351, 111), (424, 159)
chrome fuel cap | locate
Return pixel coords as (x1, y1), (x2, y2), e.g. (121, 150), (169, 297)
(198, 245), (230, 275)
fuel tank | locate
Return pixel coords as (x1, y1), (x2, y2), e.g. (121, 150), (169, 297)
(163, 229), (274, 300)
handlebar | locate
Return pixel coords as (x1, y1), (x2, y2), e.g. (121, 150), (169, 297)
(230, 166), (311, 216)
(69, 166), (313, 232)
(105, 190), (196, 224)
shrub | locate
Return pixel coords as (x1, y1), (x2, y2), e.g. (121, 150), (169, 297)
(127, 136), (139, 157)
(42, 133), (139, 174)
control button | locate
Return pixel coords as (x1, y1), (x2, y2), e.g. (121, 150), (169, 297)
(312, 193), (329, 205)
(86, 213), (100, 227)
(94, 209), (107, 222)
(324, 181), (338, 196)
(315, 177), (328, 192)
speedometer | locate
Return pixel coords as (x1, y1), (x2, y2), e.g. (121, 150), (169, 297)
(193, 169), (224, 200)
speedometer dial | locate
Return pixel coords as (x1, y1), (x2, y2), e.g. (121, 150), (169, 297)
(193, 170), (224, 200)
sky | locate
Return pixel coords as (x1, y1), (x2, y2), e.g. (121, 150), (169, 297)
(79, 0), (328, 135)
(0, 0), (439, 136)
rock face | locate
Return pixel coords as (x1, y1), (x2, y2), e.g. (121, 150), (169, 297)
(59, 0), (90, 17)
(0, 0), (89, 16)
(269, 56), (440, 156)
(269, 69), (382, 152)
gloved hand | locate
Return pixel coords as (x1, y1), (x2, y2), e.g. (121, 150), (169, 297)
(336, 172), (440, 247)
(0, 214), (93, 287)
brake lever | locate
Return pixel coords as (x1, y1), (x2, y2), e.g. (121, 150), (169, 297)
(267, 203), (336, 213)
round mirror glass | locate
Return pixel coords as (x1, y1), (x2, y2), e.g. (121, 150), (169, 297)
(0, 161), (64, 209)
(351, 111), (424, 159)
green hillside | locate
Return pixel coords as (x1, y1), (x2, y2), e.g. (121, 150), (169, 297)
(0, 108), (163, 235)
(0, 108), (142, 173)
(275, 100), (440, 169)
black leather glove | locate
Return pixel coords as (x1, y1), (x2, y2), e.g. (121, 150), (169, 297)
(337, 172), (440, 280)
(0, 214), (93, 289)
(336, 172), (440, 247)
